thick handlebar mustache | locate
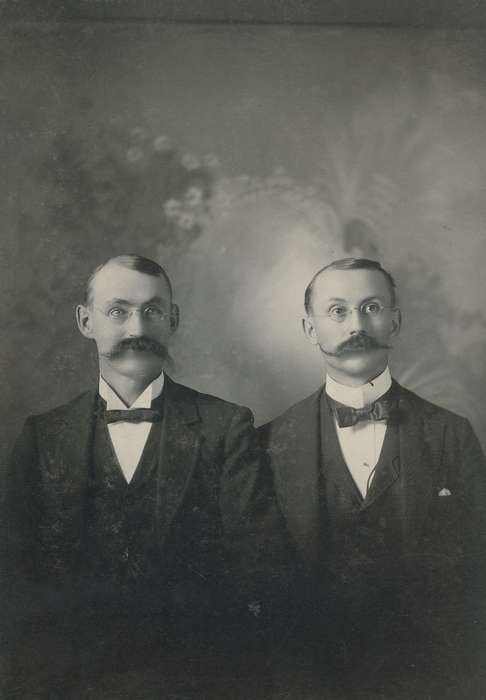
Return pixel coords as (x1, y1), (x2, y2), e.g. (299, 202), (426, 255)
(105, 337), (168, 359)
(320, 334), (391, 358)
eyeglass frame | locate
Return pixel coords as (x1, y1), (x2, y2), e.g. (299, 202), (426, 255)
(308, 300), (398, 324)
(93, 303), (174, 324)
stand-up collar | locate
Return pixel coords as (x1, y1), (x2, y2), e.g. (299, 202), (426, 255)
(99, 372), (165, 409)
(325, 367), (392, 409)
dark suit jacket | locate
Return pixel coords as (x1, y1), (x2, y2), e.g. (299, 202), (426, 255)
(3, 376), (288, 635)
(2, 377), (293, 700)
(259, 381), (486, 675)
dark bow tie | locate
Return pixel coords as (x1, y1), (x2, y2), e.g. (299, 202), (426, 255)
(332, 398), (394, 428)
(105, 408), (162, 424)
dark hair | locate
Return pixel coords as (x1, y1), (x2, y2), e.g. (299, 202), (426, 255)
(304, 257), (397, 314)
(85, 254), (173, 305)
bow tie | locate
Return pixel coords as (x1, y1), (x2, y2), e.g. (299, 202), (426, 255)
(332, 398), (395, 428)
(105, 408), (162, 424)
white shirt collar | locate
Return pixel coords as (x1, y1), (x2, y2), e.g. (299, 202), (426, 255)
(325, 367), (392, 409)
(99, 372), (165, 410)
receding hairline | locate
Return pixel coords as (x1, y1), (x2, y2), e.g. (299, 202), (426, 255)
(85, 255), (173, 306)
(304, 258), (397, 314)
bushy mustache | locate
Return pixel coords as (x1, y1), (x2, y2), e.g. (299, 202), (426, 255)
(321, 332), (391, 358)
(104, 336), (168, 360)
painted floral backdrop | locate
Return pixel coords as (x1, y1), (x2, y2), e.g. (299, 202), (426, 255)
(2, 24), (486, 462)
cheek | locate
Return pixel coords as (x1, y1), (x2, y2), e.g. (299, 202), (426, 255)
(373, 319), (394, 338)
(158, 321), (175, 340)
(135, 327), (172, 348)
(93, 324), (122, 348)
(147, 324), (170, 340)
(315, 325), (340, 347)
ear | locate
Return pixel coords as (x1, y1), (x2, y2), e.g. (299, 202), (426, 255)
(390, 307), (402, 337)
(169, 303), (180, 334)
(302, 317), (319, 346)
(76, 304), (94, 339)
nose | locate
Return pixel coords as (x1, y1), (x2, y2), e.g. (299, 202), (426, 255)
(347, 307), (367, 334)
(125, 310), (146, 336)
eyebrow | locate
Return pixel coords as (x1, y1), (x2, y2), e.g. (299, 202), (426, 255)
(104, 296), (168, 307)
(358, 295), (387, 304)
(327, 295), (386, 303)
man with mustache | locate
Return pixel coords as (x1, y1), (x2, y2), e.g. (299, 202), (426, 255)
(259, 257), (486, 696)
(3, 254), (286, 696)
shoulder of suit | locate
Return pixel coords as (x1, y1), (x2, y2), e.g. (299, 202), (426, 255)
(26, 390), (96, 428)
(258, 381), (471, 444)
(396, 382), (469, 425)
(167, 378), (252, 419)
(258, 386), (323, 441)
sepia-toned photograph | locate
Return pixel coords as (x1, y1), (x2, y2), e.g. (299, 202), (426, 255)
(1, 2), (486, 698)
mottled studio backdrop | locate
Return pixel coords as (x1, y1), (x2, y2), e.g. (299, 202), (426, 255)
(2, 23), (486, 468)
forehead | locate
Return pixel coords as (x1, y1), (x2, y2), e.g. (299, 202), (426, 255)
(90, 264), (171, 305)
(312, 268), (393, 306)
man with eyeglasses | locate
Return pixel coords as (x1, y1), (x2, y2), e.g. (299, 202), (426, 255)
(3, 254), (288, 697)
(259, 257), (486, 697)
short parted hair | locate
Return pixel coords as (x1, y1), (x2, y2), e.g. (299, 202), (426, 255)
(304, 258), (397, 315)
(85, 254), (173, 306)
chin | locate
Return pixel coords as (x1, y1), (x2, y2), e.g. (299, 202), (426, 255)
(113, 355), (164, 378)
(333, 353), (384, 378)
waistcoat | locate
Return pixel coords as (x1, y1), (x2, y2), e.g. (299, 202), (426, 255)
(319, 391), (402, 585)
(82, 399), (165, 612)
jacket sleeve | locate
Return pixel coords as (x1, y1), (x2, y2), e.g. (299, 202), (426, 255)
(458, 418), (486, 588)
(218, 406), (295, 624)
(1, 417), (43, 625)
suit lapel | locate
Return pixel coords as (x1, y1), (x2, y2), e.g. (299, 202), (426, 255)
(155, 377), (202, 548)
(39, 391), (97, 569)
(361, 427), (400, 511)
(270, 388), (322, 566)
(360, 382), (432, 516)
(40, 380), (203, 563)
(395, 384), (435, 547)
(358, 382), (434, 547)
(46, 392), (97, 484)
(271, 381), (441, 565)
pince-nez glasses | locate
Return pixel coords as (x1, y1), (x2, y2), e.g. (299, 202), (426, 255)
(95, 305), (171, 324)
(310, 301), (396, 324)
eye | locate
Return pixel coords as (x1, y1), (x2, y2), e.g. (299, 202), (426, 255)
(362, 301), (383, 315)
(144, 305), (164, 319)
(108, 307), (127, 319)
(328, 305), (348, 319)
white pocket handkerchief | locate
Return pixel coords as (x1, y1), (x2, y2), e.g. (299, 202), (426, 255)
(438, 488), (452, 497)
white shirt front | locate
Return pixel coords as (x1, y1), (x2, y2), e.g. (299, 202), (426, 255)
(99, 373), (165, 483)
(325, 368), (392, 499)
